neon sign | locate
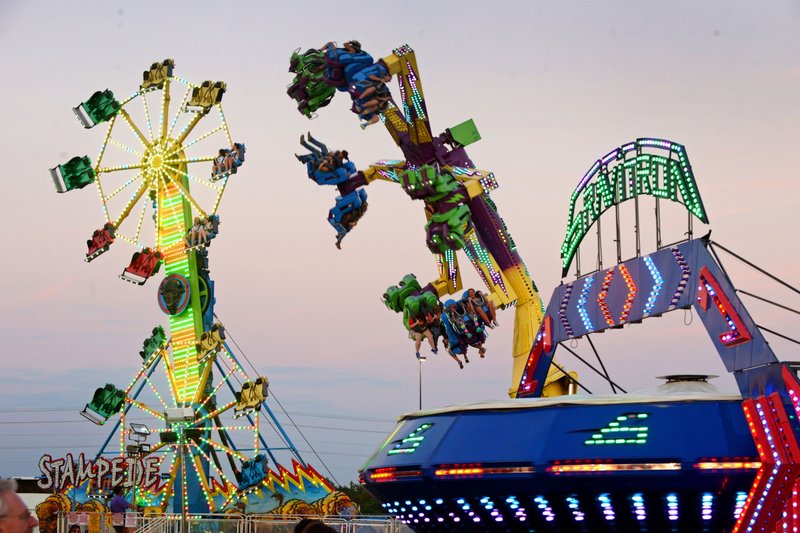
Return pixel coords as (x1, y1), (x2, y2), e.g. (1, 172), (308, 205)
(560, 139), (708, 276)
(584, 413), (649, 445)
(37, 453), (162, 492)
(388, 423), (433, 455)
(697, 266), (752, 347)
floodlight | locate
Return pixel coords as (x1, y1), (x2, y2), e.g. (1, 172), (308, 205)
(129, 423), (150, 436)
(126, 444), (141, 455)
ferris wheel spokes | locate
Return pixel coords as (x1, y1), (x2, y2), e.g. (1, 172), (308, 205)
(141, 87), (156, 141)
(166, 84), (193, 140)
(118, 108), (152, 148)
(103, 172), (143, 201)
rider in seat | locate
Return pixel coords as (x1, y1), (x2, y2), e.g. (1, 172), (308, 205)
(468, 288), (498, 327)
(441, 300), (469, 369)
(447, 299), (487, 358)
(408, 310), (437, 361)
(211, 143), (246, 179)
(185, 217), (209, 248)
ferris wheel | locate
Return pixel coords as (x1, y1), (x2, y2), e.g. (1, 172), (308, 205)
(49, 60), (335, 516)
(51, 59), (242, 280)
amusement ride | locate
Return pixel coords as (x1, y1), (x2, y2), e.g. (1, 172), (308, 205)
(45, 59), (350, 525)
(287, 41), (800, 532)
(288, 41), (575, 397)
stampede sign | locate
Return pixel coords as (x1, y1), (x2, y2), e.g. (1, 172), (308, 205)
(38, 453), (163, 492)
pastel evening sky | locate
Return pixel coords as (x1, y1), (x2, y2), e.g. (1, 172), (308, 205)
(0, 1), (798, 484)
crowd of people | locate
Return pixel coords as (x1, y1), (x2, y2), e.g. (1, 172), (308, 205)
(0, 477), (344, 533)
(408, 288), (498, 369)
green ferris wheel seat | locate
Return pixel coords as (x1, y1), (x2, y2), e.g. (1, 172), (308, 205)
(139, 325), (167, 362)
(50, 156), (95, 193)
(73, 89), (120, 129)
(80, 383), (126, 425)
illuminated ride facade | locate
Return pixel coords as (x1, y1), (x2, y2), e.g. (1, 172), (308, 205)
(288, 42), (800, 532)
(361, 139), (800, 532)
(48, 60), (339, 519)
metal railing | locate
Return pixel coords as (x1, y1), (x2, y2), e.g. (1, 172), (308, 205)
(57, 512), (411, 533)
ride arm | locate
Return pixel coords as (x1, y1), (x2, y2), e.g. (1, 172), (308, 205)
(380, 45), (434, 159)
(445, 167), (500, 199)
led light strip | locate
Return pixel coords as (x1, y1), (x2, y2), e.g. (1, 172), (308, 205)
(549, 462), (679, 473)
(566, 496), (585, 522)
(558, 284), (574, 337)
(577, 276), (595, 332)
(668, 247), (690, 310)
(697, 267), (752, 347)
(461, 244), (491, 291)
(694, 461), (761, 470)
(631, 494), (646, 522)
(405, 61), (427, 121)
(467, 232), (506, 293)
(444, 248), (458, 288)
(370, 469), (423, 482)
(618, 264), (638, 322)
(534, 496), (555, 522)
(666, 493), (679, 522)
(599, 494), (616, 521)
(434, 466), (534, 477)
(388, 423), (433, 455)
(160, 177), (201, 401)
(642, 256), (663, 317)
(597, 268), (616, 326)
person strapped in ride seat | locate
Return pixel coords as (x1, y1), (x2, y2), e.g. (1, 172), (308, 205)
(465, 288), (498, 328)
(408, 311), (437, 361)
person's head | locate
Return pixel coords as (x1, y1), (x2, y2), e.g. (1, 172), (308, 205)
(468, 288), (475, 297)
(68, 525), (81, 533)
(294, 519), (336, 533)
(112, 486), (124, 497)
(0, 478), (39, 533)
(194, 217), (200, 224)
(343, 40), (361, 53)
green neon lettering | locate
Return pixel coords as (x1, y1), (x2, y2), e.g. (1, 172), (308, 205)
(560, 142), (708, 273)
